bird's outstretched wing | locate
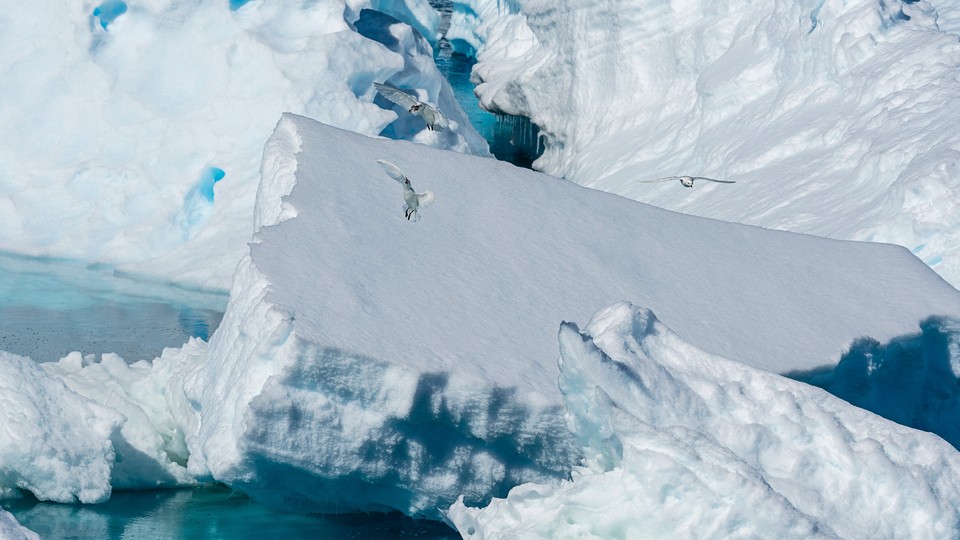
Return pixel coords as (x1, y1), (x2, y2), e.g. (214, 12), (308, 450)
(417, 190), (435, 208)
(692, 176), (735, 184)
(376, 159), (407, 184)
(637, 176), (736, 184)
(636, 177), (676, 184)
(374, 82), (419, 110)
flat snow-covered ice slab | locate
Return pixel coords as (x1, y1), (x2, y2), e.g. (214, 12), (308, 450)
(187, 114), (960, 517)
(260, 114), (960, 376)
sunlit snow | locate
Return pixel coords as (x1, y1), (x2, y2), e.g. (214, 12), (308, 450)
(448, 303), (960, 539)
(3, 0), (960, 537)
(456, 0), (960, 289)
(0, 0), (483, 291)
(5, 118), (957, 532)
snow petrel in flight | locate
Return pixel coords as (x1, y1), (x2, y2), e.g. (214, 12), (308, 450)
(377, 159), (435, 221)
(639, 175), (736, 188)
(374, 82), (450, 131)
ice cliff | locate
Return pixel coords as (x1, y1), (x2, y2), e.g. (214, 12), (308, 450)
(174, 114), (960, 517)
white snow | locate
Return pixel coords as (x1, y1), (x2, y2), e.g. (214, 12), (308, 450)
(445, 0), (517, 56)
(0, 352), (120, 504)
(2, 0), (960, 533)
(0, 341), (208, 504)
(796, 315), (960, 450)
(175, 114), (960, 517)
(447, 302), (960, 539)
(460, 0), (960, 288)
(2, 114), (960, 525)
(42, 347), (202, 490)
(0, 0), (484, 291)
(0, 509), (38, 540)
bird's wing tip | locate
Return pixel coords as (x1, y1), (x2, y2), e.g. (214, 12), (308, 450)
(376, 159), (407, 183)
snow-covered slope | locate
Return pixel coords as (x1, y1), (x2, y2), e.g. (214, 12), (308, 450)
(4, 115), (960, 522)
(179, 114), (960, 516)
(448, 303), (960, 539)
(459, 0), (960, 288)
(0, 0), (484, 291)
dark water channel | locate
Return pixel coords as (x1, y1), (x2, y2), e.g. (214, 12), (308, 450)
(431, 0), (544, 167)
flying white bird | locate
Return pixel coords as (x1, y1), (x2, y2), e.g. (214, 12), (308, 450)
(639, 175), (736, 188)
(376, 159), (435, 221)
(374, 82), (450, 131)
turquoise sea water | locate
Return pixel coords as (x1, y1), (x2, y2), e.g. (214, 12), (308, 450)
(4, 486), (457, 540)
(431, 0), (544, 167)
(0, 252), (225, 363)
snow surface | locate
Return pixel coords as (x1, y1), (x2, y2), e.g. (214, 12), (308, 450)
(4, 115), (960, 525)
(0, 340), (207, 505)
(458, 0), (960, 288)
(0, 352), (120, 504)
(448, 302), (960, 539)
(0, 0), (484, 291)
(795, 315), (960, 450)
(41, 347), (202, 490)
(178, 114), (960, 517)
(0, 509), (38, 540)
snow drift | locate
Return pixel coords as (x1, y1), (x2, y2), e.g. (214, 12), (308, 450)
(448, 302), (960, 539)
(793, 315), (960, 450)
(0, 352), (120, 504)
(457, 0), (960, 288)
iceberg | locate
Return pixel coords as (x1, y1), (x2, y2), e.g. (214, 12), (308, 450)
(461, 0), (960, 289)
(448, 302), (960, 538)
(793, 316), (960, 450)
(0, 341), (206, 504)
(5, 115), (960, 524)
(176, 114), (960, 517)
